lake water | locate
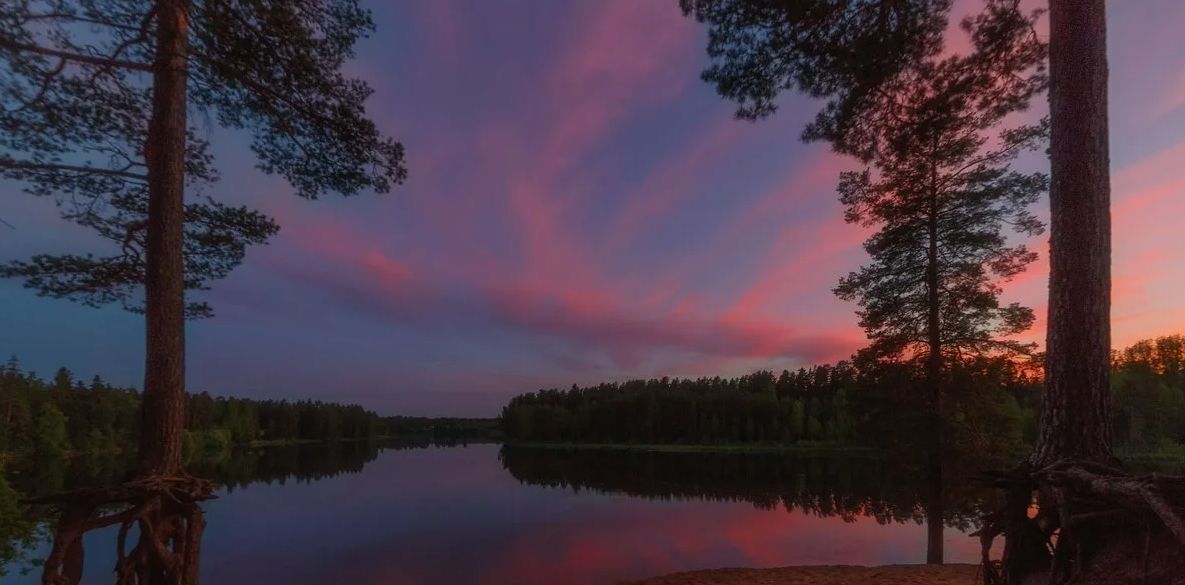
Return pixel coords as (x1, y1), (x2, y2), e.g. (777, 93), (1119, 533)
(4, 442), (993, 585)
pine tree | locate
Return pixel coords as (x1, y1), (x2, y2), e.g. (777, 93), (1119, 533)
(682, 0), (1185, 580)
(1, 0), (406, 477)
(33, 402), (69, 459)
(832, 6), (1045, 437)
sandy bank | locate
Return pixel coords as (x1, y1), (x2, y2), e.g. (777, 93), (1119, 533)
(621, 564), (979, 585)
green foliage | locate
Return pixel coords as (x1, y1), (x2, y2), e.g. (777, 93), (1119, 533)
(0, 464), (41, 578)
(32, 403), (68, 460)
(183, 428), (234, 460)
(788, 399), (805, 440)
(1113, 335), (1185, 452)
(501, 351), (1054, 464)
(944, 358), (1033, 458)
(502, 366), (860, 445)
(0, 358), (386, 458)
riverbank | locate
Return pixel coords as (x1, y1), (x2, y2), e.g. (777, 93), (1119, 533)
(621, 564), (978, 585)
(505, 441), (874, 455)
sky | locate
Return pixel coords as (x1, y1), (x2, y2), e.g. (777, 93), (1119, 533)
(3, 0), (1185, 417)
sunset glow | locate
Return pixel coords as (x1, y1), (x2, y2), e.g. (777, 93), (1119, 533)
(2, 0), (1183, 416)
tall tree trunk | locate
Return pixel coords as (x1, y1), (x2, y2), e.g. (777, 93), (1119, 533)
(1030, 0), (1112, 468)
(925, 470), (945, 564)
(140, 0), (190, 477)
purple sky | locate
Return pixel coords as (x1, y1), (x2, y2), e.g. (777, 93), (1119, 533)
(3, 0), (1185, 416)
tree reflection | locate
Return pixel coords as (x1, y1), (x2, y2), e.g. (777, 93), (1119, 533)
(3, 439), (444, 581)
(500, 445), (996, 562)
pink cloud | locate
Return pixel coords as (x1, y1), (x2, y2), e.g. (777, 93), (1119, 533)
(626, 150), (853, 316)
(484, 283), (859, 368)
(494, 1), (699, 285)
(721, 221), (868, 324)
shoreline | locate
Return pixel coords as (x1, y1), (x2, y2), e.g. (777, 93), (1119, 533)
(620, 564), (979, 585)
(502, 441), (875, 455)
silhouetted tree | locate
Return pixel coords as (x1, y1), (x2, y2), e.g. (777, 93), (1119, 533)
(2, 1), (405, 580)
(680, 1), (1181, 581)
(679, 0), (952, 129)
(826, 10), (1046, 564)
(833, 4), (1045, 409)
(1, 0), (405, 481)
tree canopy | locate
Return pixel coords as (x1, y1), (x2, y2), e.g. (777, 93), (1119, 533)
(0, 0), (406, 316)
(833, 3), (1047, 366)
(679, 0), (951, 136)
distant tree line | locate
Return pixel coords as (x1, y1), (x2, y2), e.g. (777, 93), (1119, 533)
(379, 416), (501, 441)
(501, 334), (1185, 458)
(1112, 335), (1185, 454)
(0, 358), (381, 460)
(0, 358), (503, 463)
(501, 358), (1033, 458)
(502, 366), (858, 446)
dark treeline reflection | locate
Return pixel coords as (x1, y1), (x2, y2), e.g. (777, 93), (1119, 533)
(498, 445), (997, 531)
(6, 437), (481, 499)
(0, 438), (481, 578)
(194, 436), (487, 492)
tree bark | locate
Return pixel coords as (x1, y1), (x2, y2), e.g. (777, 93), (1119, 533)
(925, 470), (944, 564)
(1031, 0), (1112, 468)
(140, 0), (190, 477)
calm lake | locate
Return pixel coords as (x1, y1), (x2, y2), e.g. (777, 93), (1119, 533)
(5, 442), (996, 584)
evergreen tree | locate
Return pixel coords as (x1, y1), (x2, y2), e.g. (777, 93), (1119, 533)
(832, 5), (1045, 426)
(33, 402), (68, 459)
(680, 0), (1117, 473)
(679, 0), (951, 126)
(681, 1), (1155, 577)
(1, 0), (407, 478)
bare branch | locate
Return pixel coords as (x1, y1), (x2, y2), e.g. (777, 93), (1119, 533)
(0, 158), (148, 181)
(18, 13), (144, 33)
(0, 37), (152, 72)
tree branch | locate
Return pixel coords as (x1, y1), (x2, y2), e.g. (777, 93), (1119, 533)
(17, 13), (144, 33)
(0, 37), (152, 72)
(0, 158), (148, 181)
(7, 57), (66, 113)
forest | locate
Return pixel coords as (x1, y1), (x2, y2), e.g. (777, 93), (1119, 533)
(502, 334), (1185, 459)
(0, 357), (495, 463)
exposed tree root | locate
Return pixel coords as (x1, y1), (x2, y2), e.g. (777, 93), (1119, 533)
(25, 475), (215, 585)
(975, 460), (1185, 585)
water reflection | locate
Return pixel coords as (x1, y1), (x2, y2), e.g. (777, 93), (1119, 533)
(6, 443), (993, 585)
(1, 438), (464, 581)
(499, 445), (992, 532)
